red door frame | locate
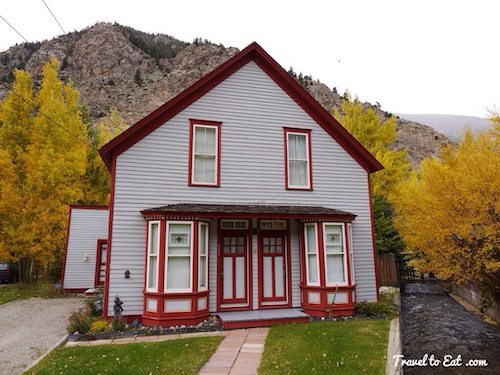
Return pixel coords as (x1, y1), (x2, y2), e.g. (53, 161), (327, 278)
(257, 224), (292, 308)
(217, 220), (252, 311)
(94, 239), (108, 287)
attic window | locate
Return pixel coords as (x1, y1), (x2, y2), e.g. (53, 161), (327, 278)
(284, 128), (313, 190)
(189, 119), (221, 187)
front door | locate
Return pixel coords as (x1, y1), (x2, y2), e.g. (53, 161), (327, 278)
(220, 231), (249, 307)
(259, 231), (288, 306)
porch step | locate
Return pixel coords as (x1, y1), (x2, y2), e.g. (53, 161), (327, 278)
(216, 308), (310, 329)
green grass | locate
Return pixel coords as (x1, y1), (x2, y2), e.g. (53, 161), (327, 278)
(0, 282), (55, 305)
(25, 336), (223, 375)
(259, 320), (390, 375)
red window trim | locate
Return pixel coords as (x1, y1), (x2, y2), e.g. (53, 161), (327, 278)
(94, 239), (108, 287)
(188, 119), (222, 187)
(283, 127), (313, 190)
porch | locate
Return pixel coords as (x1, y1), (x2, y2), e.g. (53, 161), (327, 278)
(216, 308), (310, 329)
(140, 203), (358, 327)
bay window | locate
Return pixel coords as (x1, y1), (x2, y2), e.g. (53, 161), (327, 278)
(284, 128), (312, 189)
(198, 222), (209, 290)
(323, 223), (347, 285)
(146, 221), (160, 292)
(165, 222), (193, 291)
(189, 120), (221, 186)
(304, 223), (319, 285)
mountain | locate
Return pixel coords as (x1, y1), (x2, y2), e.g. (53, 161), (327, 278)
(397, 114), (490, 140)
(0, 22), (449, 167)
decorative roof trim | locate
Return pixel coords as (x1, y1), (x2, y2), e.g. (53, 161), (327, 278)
(99, 42), (383, 173)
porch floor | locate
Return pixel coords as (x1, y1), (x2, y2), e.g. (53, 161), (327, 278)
(216, 308), (310, 329)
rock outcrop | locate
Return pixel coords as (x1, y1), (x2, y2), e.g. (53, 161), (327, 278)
(0, 22), (449, 167)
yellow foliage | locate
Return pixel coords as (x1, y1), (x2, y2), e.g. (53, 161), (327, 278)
(0, 57), (88, 277)
(393, 124), (500, 284)
(81, 107), (126, 205)
(90, 319), (109, 334)
(333, 99), (411, 201)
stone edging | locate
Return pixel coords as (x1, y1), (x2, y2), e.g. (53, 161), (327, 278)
(23, 334), (68, 373)
(448, 292), (498, 327)
(66, 330), (226, 347)
(386, 289), (403, 375)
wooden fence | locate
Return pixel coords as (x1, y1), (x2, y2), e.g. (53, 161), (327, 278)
(377, 253), (399, 286)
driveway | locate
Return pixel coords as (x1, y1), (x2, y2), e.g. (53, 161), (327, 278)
(401, 282), (500, 374)
(0, 297), (83, 375)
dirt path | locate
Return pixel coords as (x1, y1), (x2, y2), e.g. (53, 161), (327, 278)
(0, 297), (83, 375)
(401, 282), (500, 374)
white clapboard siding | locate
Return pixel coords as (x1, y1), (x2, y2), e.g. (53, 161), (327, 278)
(63, 208), (109, 290)
(108, 61), (376, 316)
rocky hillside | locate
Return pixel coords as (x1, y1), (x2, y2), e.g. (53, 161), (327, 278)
(0, 22), (449, 166)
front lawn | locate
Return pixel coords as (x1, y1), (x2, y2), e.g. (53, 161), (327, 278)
(259, 319), (389, 375)
(0, 282), (54, 305)
(25, 336), (223, 375)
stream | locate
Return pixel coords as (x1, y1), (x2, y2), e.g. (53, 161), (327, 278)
(400, 282), (500, 374)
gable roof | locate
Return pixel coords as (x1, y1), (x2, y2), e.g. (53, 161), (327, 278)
(99, 42), (383, 173)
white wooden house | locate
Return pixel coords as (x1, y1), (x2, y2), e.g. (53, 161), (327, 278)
(62, 205), (109, 291)
(64, 42), (383, 328)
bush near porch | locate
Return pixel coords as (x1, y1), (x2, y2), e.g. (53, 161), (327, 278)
(25, 336), (223, 375)
(259, 319), (390, 375)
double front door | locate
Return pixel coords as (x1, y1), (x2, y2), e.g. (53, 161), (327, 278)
(219, 224), (290, 310)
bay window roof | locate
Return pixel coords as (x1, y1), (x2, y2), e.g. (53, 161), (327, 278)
(141, 203), (355, 220)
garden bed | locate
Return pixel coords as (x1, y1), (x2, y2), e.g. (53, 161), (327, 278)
(68, 316), (223, 342)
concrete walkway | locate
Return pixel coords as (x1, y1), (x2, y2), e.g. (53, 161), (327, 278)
(199, 328), (269, 375)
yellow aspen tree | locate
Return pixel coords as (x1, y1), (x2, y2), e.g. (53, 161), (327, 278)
(19, 57), (88, 282)
(0, 70), (34, 265)
(82, 107), (126, 204)
(333, 98), (410, 201)
(394, 124), (499, 296)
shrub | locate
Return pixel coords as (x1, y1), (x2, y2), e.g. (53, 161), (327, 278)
(42, 284), (66, 298)
(356, 301), (395, 318)
(67, 308), (92, 334)
(90, 319), (109, 334)
(112, 317), (126, 331)
(357, 288), (397, 318)
(84, 295), (102, 317)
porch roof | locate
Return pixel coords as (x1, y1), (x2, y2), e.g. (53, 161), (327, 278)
(141, 203), (356, 220)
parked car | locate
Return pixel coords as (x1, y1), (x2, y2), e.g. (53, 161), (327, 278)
(0, 263), (19, 283)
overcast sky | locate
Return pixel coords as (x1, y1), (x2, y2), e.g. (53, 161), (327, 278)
(1, 0), (498, 117)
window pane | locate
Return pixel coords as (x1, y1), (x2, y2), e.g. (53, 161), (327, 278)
(199, 225), (207, 256)
(149, 223), (158, 255)
(199, 256), (207, 288)
(194, 155), (215, 183)
(169, 224), (191, 244)
(306, 225), (317, 254)
(167, 257), (190, 289)
(288, 134), (307, 159)
(290, 160), (307, 187)
(148, 256), (157, 289)
(326, 254), (345, 283)
(195, 127), (216, 154)
(325, 225), (343, 253)
(308, 254), (318, 283)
